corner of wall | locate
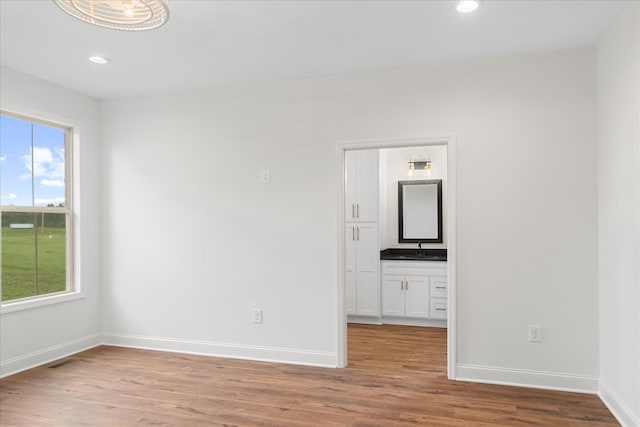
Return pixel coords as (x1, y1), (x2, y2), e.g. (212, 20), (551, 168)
(599, 380), (640, 427)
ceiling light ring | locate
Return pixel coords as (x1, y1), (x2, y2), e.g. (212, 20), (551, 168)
(67, 1), (154, 26)
(88, 55), (111, 64)
(53, 0), (169, 31)
(456, 0), (481, 14)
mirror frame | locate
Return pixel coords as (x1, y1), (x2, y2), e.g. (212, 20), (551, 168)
(398, 179), (443, 243)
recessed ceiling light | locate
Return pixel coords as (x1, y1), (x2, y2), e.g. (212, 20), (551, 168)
(88, 56), (111, 65)
(456, 0), (480, 13)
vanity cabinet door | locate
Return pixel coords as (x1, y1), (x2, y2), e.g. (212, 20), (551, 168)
(380, 261), (447, 323)
(381, 275), (404, 316)
(404, 275), (430, 318)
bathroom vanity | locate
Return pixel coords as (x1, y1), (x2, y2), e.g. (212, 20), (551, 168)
(379, 249), (447, 327)
(345, 148), (448, 328)
(347, 249), (448, 328)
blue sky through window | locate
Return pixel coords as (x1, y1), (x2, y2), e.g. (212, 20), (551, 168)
(0, 115), (66, 207)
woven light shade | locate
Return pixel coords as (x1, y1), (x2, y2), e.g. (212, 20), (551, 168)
(54, 0), (169, 31)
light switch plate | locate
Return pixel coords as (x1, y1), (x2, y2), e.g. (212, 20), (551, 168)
(529, 325), (542, 342)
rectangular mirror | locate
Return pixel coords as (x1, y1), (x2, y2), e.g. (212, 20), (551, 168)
(398, 179), (442, 243)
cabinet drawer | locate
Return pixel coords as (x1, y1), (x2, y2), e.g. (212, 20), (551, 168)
(381, 261), (446, 276)
(430, 276), (448, 298)
(430, 298), (447, 319)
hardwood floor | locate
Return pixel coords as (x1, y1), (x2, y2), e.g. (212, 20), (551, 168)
(0, 324), (617, 426)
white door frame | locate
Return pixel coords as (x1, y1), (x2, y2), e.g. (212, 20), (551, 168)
(336, 136), (457, 380)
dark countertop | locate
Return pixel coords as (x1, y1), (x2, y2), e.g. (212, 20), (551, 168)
(380, 248), (447, 262)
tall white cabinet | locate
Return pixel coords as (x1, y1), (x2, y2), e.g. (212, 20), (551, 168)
(345, 150), (378, 222)
(345, 150), (379, 318)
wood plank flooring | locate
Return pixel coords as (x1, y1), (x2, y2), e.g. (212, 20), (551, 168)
(0, 324), (618, 426)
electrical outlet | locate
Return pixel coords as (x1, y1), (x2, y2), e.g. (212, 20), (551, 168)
(252, 309), (263, 324)
(529, 325), (542, 342)
(260, 170), (271, 184)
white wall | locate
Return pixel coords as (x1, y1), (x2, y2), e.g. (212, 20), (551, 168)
(0, 67), (102, 376)
(379, 146), (447, 250)
(101, 48), (600, 387)
(597, 2), (640, 425)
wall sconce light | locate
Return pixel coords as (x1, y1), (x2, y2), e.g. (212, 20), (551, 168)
(407, 159), (432, 177)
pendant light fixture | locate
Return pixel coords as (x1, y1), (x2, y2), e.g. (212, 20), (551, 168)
(54, 0), (169, 31)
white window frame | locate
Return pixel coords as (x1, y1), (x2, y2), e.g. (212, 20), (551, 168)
(0, 111), (80, 313)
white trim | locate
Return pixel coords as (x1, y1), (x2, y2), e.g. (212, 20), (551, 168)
(381, 317), (447, 328)
(445, 137), (457, 379)
(347, 316), (383, 325)
(0, 206), (67, 213)
(456, 364), (599, 394)
(336, 136), (457, 375)
(0, 290), (86, 315)
(335, 143), (347, 368)
(0, 106), (84, 315)
(346, 316), (447, 328)
(0, 103), (85, 131)
(599, 380), (640, 427)
(0, 333), (100, 378)
(102, 333), (337, 368)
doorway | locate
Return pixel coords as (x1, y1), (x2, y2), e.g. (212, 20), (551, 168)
(336, 137), (457, 380)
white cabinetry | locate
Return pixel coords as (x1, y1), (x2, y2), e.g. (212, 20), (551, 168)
(381, 275), (429, 318)
(429, 276), (448, 319)
(346, 149), (379, 320)
(345, 150), (378, 223)
(381, 261), (447, 326)
(346, 223), (379, 316)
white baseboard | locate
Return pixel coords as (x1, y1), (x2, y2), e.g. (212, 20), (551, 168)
(381, 317), (447, 328)
(347, 315), (383, 325)
(101, 333), (337, 368)
(347, 316), (447, 328)
(456, 364), (599, 394)
(599, 380), (639, 427)
(0, 333), (101, 378)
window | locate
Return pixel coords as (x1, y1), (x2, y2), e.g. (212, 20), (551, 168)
(0, 112), (73, 303)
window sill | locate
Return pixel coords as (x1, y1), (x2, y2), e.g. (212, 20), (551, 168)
(0, 291), (86, 315)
